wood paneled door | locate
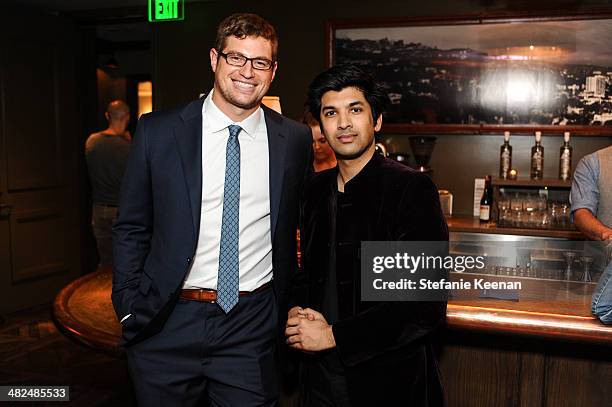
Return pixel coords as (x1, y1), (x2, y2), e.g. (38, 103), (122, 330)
(0, 7), (82, 314)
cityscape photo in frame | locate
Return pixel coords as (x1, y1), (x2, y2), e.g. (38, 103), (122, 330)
(327, 14), (612, 135)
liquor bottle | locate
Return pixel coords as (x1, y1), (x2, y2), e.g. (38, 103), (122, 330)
(559, 131), (573, 181)
(530, 131), (544, 180)
(479, 175), (493, 222)
(499, 131), (512, 179)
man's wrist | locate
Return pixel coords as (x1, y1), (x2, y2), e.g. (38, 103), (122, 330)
(326, 325), (336, 348)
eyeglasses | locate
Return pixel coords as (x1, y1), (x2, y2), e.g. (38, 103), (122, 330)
(217, 50), (275, 71)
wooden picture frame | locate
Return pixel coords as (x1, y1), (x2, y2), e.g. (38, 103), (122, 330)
(327, 13), (612, 136)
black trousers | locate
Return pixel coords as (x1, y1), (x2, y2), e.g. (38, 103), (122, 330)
(126, 286), (278, 407)
(301, 353), (351, 407)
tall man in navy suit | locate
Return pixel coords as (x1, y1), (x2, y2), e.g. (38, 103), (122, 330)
(112, 13), (312, 406)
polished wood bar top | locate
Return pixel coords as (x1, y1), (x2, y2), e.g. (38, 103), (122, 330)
(446, 274), (612, 345)
(53, 268), (612, 353)
(447, 304), (612, 344)
(446, 215), (585, 239)
(53, 267), (121, 355)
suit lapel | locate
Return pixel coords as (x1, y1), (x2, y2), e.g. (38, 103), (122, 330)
(175, 98), (205, 240)
(174, 102), (286, 243)
(264, 106), (287, 243)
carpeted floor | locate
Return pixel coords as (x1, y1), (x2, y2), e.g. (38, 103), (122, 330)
(0, 304), (134, 406)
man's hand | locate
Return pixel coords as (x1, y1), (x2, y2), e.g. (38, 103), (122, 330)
(301, 307), (326, 321)
(285, 312), (336, 352)
(287, 306), (325, 321)
(288, 306), (305, 320)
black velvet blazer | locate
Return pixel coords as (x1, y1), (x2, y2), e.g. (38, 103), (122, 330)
(295, 152), (449, 406)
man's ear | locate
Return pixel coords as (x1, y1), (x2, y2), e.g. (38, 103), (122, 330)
(270, 61), (278, 83)
(374, 114), (383, 132)
(210, 48), (218, 73)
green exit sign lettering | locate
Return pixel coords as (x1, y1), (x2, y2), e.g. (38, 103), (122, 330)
(148, 0), (184, 22)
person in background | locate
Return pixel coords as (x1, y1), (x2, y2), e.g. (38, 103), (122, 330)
(570, 144), (612, 324)
(286, 64), (448, 406)
(112, 13), (312, 406)
(85, 99), (131, 267)
(302, 110), (336, 172)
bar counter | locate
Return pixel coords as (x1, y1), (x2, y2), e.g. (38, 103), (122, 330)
(53, 267), (612, 355)
(54, 262), (612, 404)
(447, 291), (612, 345)
(442, 215), (612, 343)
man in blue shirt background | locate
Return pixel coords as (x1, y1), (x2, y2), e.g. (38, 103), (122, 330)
(570, 144), (612, 324)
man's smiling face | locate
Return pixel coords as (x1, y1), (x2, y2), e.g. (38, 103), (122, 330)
(210, 35), (277, 117)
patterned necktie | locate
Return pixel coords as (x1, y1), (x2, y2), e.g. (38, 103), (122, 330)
(217, 124), (242, 313)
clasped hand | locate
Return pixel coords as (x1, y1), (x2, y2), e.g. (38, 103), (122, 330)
(285, 306), (336, 352)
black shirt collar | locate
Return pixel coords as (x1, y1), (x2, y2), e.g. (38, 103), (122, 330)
(341, 151), (384, 193)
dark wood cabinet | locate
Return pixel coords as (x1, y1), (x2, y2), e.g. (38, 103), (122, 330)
(439, 331), (612, 407)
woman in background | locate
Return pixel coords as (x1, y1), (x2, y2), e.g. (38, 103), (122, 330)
(303, 110), (336, 172)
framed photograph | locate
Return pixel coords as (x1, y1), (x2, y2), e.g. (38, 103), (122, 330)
(327, 13), (612, 135)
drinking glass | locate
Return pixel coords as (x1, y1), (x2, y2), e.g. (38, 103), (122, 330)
(524, 195), (537, 228)
(498, 197), (510, 226)
(511, 195), (524, 227)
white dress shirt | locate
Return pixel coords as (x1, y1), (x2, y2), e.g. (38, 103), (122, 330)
(183, 90), (273, 291)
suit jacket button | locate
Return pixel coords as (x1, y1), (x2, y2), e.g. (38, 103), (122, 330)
(187, 257), (191, 263)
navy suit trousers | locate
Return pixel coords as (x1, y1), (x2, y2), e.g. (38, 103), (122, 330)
(126, 286), (278, 407)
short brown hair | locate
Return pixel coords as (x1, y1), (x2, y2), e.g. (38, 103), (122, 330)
(215, 13), (278, 60)
(301, 108), (318, 127)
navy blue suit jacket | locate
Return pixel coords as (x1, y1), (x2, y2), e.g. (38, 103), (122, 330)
(112, 97), (312, 346)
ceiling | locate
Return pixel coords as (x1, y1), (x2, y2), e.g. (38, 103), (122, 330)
(9, 0), (206, 12)
(11, 0), (150, 11)
(9, 0), (209, 34)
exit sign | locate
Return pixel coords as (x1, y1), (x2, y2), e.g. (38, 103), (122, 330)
(148, 0), (184, 22)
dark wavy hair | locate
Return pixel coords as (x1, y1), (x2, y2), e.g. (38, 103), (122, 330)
(215, 13), (278, 60)
(307, 64), (388, 124)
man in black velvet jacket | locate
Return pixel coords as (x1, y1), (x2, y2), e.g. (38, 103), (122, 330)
(285, 64), (449, 406)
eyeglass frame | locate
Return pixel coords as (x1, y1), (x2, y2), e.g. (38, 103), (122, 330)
(216, 50), (276, 71)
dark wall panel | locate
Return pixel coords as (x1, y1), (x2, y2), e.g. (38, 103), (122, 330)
(5, 41), (61, 191)
(10, 209), (67, 282)
(0, 6), (83, 313)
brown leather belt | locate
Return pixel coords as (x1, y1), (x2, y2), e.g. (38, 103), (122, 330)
(180, 281), (272, 302)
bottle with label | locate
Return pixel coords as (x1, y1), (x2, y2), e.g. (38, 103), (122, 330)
(559, 131), (573, 181)
(479, 175), (492, 222)
(530, 131), (544, 180)
(499, 131), (512, 179)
